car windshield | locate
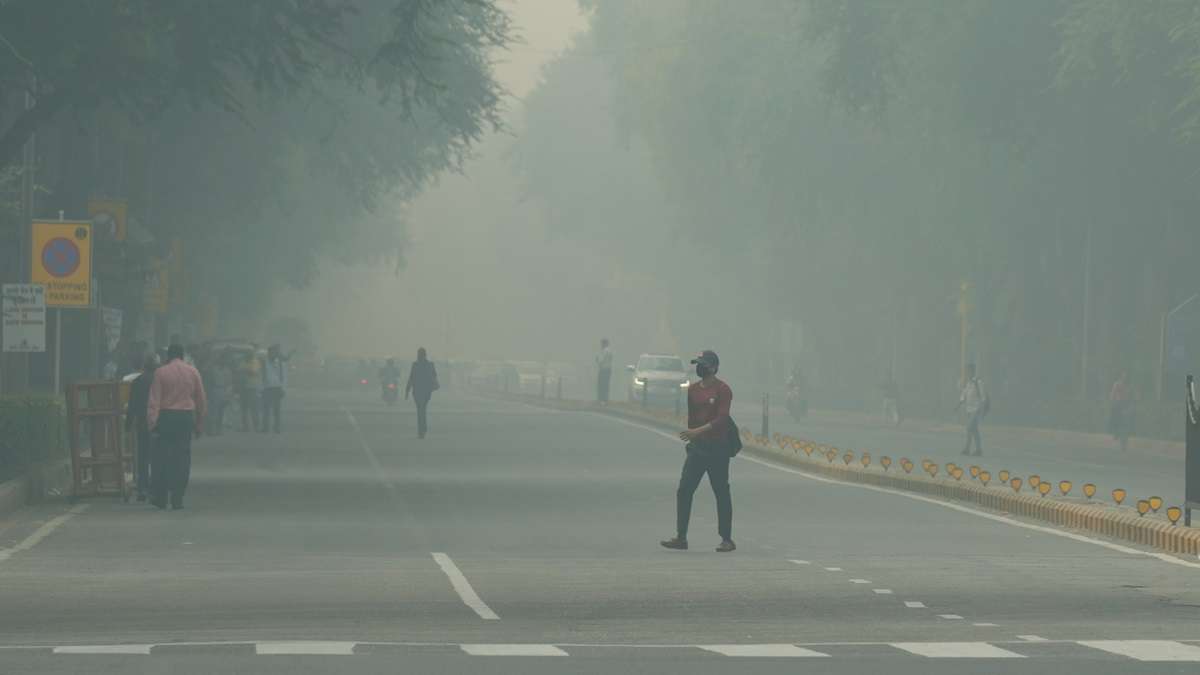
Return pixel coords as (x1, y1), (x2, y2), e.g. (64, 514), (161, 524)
(639, 356), (684, 372)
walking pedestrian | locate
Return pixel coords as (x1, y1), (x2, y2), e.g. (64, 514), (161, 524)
(201, 352), (231, 436)
(881, 368), (901, 426)
(661, 350), (737, 553)
(405, 347), (439, 439)
(957, 363), (988, 457)
(234, 351), (262, 432)
(1109, 370), (1135, 451)
(261, 344), (287, 434)
(147, 344), (206, 510)
(125, 353), (158, 502)
(595, 338), (613, 404)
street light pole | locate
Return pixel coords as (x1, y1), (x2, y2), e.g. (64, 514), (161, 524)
(1159, 292), (1199, 401)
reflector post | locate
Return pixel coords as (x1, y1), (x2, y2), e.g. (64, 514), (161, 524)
(1038, 481), (1051, 496)
(1011, 477), (1022, 492)
(1083, 483), (1096, 499)
(1167, 506), (1183, 525)
(1112, 488), (1126, 505)
(1058, 480), (1072, 496)
(1136, 499), (1150, 516)
(1148, 496), (1163, 512)
(999, 470), (1010, 483)
(881, 456), (892, 471)
(979, 471), (990, 486)
(1029, 475), (1041, 488)
(969, 466), (981, 478)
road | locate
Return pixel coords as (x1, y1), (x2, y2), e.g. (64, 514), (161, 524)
(0, 388), (1198, 674)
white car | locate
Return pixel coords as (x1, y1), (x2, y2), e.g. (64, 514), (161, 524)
(626, 354), (689, 407)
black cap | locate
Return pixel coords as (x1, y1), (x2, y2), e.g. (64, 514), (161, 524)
(691, 350), (719, 369)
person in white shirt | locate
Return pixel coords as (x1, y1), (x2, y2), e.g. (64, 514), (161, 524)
(595, 338), (613, 404)
(261, 344), (288, 434)
(957, 363), (988, 456)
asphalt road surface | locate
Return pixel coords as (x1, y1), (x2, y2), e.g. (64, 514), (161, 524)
(1, 388), (1198, 674)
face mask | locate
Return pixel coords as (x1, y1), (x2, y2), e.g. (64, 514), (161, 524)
(696, 364), (712, 378)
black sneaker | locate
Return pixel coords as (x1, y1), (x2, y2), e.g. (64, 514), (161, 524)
(716, 540), (737, 553)
(660, 537), (688, 550)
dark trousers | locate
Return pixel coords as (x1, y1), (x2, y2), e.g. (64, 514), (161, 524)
(964, 412), (983, 454)
(153, 410), (194, 507)
(261, 387), (283, 433)
(597, 368), (611, 402)
(676, 450), (732, 541)
(415, 394), (430, 438)
(134, 423), (152, 494)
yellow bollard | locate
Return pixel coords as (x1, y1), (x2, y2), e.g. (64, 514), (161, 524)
(1112, 488), (1127, 505)
(1058, 480), (1072, 496)
(1083, 483), (1096, 499)
(1038, 481), (1052, 497)
(1167, 506), (1183, 525)
(1148, 496), (1163, 513)
(1137, 500), (1151, 517)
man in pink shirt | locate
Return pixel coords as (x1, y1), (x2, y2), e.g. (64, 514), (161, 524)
(147, 344), (207, 510)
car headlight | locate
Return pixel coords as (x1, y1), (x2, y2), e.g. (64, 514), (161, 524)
(633, 377), (645, 387)
(680, 380), (690, 388)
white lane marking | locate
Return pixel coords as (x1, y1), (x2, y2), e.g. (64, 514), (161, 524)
(700, 644), (829, 657)
(938, 614), (964, 620)
(342, 408), (397, 498)
(973, 623), (999, 627)
(873, 589), (893, 594)
(0, 504), (89, 564)
(789, 559), (811, 565)
(1077, 640), (1200, 661)
(892, 642), (1025, 658)
(823, 567), (843, 572)
(256, 642), (355, 655)
(53, 644), (151, 655)
(432, 552), (500, 621)
(1018, 635), (1049, 642)
(848, 578), (871, 584)
(904, 601), (926, 608)
(596, 414), (1200, 569)
(460, 644), (566, 656)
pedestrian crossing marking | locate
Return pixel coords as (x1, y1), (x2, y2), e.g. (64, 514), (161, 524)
(891, 642), (1025, 658)
(1077, 640), (1200, 662)
(700, 644), (829, 657)
(460, 644), (567, 656)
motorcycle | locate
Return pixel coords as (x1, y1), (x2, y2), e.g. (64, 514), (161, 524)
(382, 381), (399, 405)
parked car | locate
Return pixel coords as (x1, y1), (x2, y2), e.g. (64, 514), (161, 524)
(626, 354), (689, 407)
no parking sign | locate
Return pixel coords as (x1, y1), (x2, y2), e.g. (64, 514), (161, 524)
(31, 220), (92, 308)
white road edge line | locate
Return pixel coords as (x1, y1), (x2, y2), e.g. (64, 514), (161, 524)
(432, 553), (500, 621)
(596, 414), (1200, 570)
(0, 503), (89, 565)
(342, 407), (398, 498)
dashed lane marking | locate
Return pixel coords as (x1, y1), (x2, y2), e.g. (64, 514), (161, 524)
(848, 578), (871, 584)
(1018, 635), (1049, 642)
(52, 645), (151, 655)
(701, 644), (829, 657)
(873, 589), (893, 594)
(892, 642), (1025, 658)
(823, 567), (843, 572)
(788, 559), (811, 565)
(904, 601), (926, 608)
(973, 623), (999, 627)
(938, 614), (964, 620)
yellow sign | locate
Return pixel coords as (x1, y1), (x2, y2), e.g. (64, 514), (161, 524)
(88, 198), (127, 241)
(31, 221), (92, 308)
(144, 257), (169, 313)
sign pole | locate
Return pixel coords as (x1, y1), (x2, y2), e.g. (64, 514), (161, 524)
(54, 308), (61, 393)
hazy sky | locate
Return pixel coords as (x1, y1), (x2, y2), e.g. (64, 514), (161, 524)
(276, 0), (588, 360)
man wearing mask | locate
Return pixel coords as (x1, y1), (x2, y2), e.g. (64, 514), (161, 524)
(261, 344), (287, 434)
(661, 350), (736, 553)
(147, 344), (207, 510)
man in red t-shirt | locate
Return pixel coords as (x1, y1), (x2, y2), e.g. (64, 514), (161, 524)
(661, 350), (736, 553)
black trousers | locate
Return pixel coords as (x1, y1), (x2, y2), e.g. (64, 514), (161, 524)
(134, 423), (152, 494)
(261, 387), (283, 433)
(415, 394), (430, 437)
(153, 410), (194, 507)
(676, 450), (732, 541)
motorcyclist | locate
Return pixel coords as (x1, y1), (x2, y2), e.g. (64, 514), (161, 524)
(379, 358), (402, 403)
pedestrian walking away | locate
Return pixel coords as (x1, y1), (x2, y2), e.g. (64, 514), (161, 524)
(957, 363), (988, 457)
(596, 338), (613, 404)
(405, 347), (439, 439)
(125, 353), (158, 502)
(147, 344), (207, 510)
(261, 344), (288, 433)
(1109, 370), (1135, 451)
(662, 350), (737, 553)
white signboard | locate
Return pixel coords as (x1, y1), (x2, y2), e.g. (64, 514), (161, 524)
(2, 284), (47, 353)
